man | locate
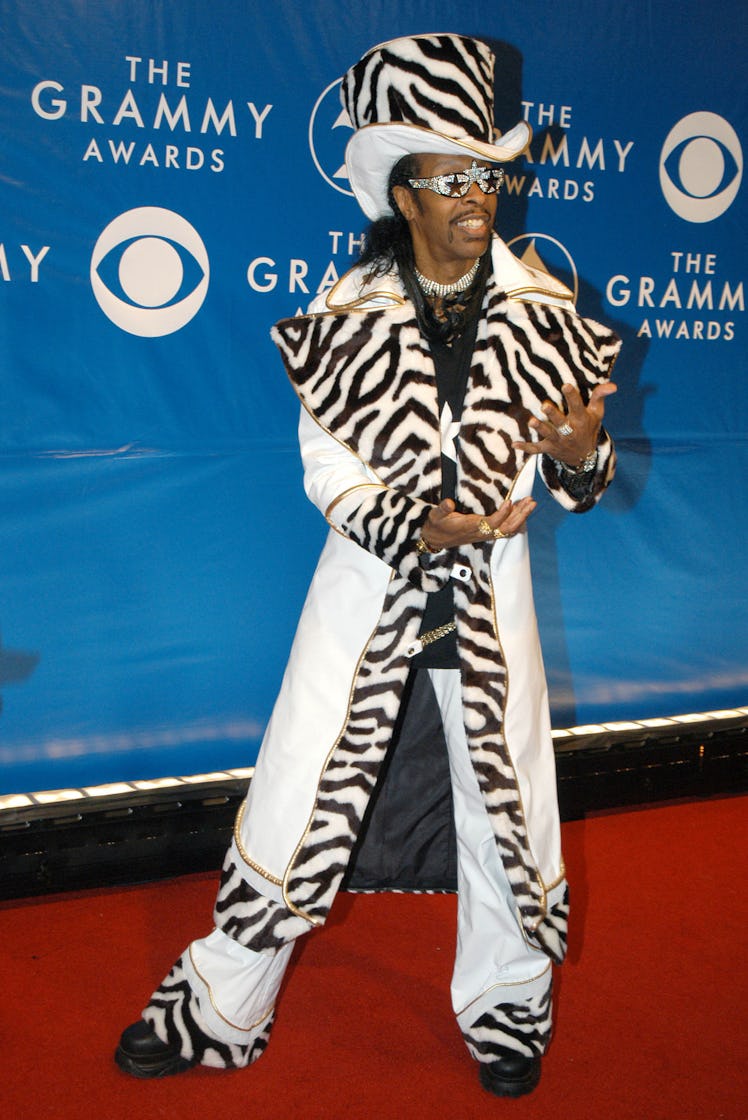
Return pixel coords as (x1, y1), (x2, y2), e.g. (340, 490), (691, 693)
(116, 33), (619, 1098)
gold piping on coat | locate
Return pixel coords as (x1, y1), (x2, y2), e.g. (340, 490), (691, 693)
(487, 566), (547, 919)
(315, 262), (407, 315)
(281, 587), (396, 923)
(543, 864), (567, 894)
(325, 289), (406, 313)
(508, 284), (574, 303)
(456, 961), (552, 1018)
(295, 395), (385, 482)
(325, 483), (388, 523)
(188, 943), (275, 1033)
(233, 800), (283, 886)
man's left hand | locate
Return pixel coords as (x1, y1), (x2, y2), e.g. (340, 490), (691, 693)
(512, 381), (617, 468)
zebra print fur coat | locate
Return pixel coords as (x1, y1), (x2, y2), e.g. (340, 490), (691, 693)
(215, 236), (620, 964)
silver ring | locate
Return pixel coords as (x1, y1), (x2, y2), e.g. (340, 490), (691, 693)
(557, 422), (574, 437)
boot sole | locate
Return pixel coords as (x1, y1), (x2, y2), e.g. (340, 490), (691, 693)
(479, 1056), (541, 1098)
(114, 1045), (197, 1079)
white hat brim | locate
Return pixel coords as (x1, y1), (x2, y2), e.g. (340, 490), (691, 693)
(345, 120), (532, 220)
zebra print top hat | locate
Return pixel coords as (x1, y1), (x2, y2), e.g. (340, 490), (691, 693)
(342, 32), (531, 220)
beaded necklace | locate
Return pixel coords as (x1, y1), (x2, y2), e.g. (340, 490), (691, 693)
(414, 258), (479, 298)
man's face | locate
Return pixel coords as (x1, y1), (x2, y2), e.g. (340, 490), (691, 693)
(392, 153), (498, 277)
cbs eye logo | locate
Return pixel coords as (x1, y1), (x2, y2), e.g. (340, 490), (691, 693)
(90, 207), (209, 336)
(660, 112), (742, 223)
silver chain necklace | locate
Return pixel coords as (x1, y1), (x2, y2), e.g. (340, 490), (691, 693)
(414, 258), (479, 298)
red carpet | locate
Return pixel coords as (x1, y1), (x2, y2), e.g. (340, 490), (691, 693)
(2, 796), (745, 1119)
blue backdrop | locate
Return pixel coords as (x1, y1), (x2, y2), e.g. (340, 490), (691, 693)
(1, 0), (746, 794)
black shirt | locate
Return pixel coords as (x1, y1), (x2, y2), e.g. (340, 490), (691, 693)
(410, 301), (481, 669)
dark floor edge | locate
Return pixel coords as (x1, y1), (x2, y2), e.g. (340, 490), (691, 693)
(1, 710), (745, 901)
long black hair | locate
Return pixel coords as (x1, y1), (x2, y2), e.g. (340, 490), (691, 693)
(358, 154), (420, 279)
(359, 154), (492, 344)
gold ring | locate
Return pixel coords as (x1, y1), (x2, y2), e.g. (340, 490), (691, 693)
(477, 518), (492, 536)
(493, 528), (510, 539)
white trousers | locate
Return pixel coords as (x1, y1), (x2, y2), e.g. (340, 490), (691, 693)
(182, 668), (552, 1051)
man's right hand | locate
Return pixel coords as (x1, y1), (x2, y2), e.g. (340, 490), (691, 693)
(422, 497), (537, 551)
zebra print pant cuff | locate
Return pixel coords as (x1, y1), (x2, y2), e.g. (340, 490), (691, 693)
(458, 967), (553, 1062)
(143, 953), (274, 1070)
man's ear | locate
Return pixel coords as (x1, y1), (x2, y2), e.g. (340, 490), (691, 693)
(392, 184), (417, 221)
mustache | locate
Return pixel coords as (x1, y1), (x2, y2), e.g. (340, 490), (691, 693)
(452, 207), (492, 221)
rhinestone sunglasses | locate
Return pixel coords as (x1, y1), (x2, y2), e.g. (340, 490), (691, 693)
(407, 159), (505, 198)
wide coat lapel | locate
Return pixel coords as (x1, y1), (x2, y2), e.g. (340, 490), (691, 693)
(272, 303), (442, 504)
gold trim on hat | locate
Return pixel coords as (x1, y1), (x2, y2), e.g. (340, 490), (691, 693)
(349, 119), (532, 161)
